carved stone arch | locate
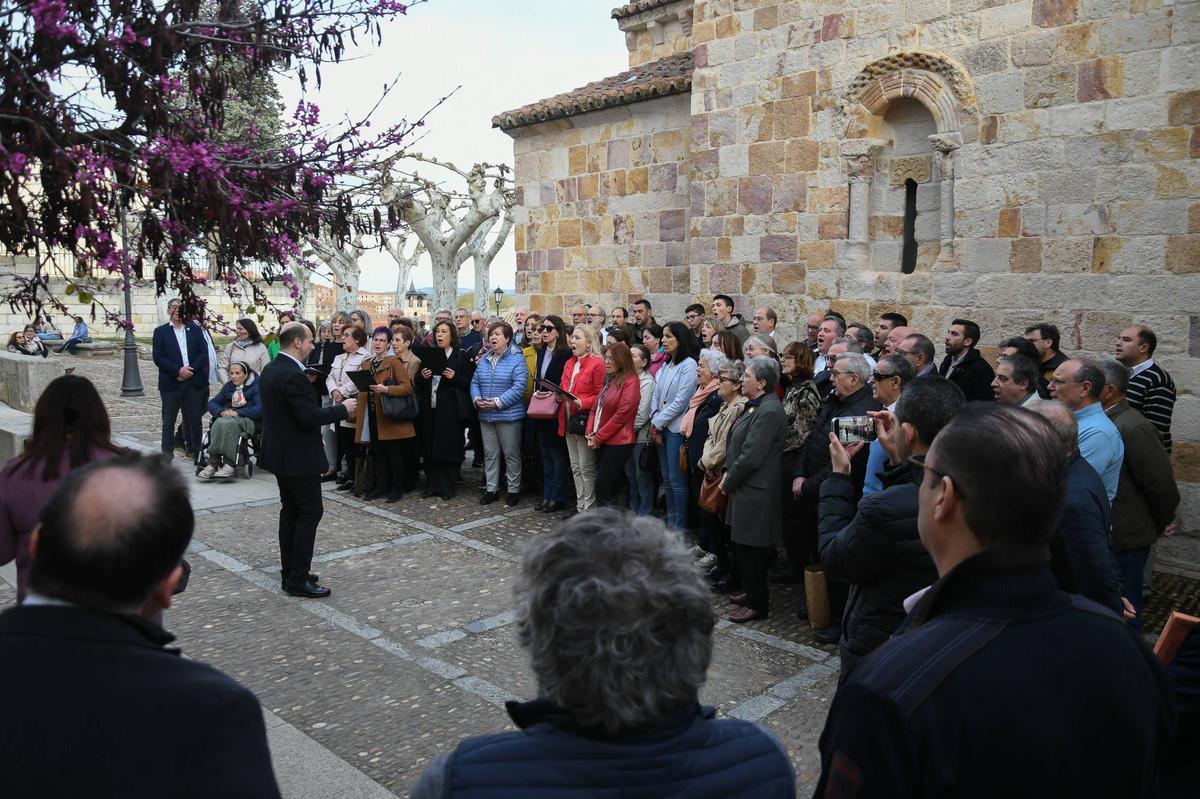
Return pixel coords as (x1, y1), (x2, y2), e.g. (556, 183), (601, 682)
(839, 50), (978, 142)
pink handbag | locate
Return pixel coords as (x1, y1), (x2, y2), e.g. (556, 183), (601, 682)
(527, 390), (560, 419)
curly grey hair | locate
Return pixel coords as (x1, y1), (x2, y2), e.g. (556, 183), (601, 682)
(698, 348), (728, 376)
(515, 508), (716, 733)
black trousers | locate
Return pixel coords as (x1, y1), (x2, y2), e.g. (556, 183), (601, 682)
(594, 444), (634, 507)
(371, 438), (405, 495)
(467, 416), (483, 465)
(335, 425), (357, 479)
(736, 543), (770, 614)
(426, 462), (459, 499)
(701, 511), (734, 579)
(276, 475), (323, 584)
(400, 438), (419, 491)
(161, 383), (205, 457)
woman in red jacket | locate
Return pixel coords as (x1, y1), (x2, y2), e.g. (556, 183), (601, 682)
(559, 324), (605, 512)
(586, 342), (641, 508)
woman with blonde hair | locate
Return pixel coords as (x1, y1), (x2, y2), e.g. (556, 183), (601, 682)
(559, 323), (605, 513)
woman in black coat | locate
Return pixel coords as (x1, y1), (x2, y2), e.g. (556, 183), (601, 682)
(415, 319), (475, 501)
(531, 315), (573, 513)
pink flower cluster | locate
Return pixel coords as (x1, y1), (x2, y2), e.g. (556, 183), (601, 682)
(30, 0), (79, 43)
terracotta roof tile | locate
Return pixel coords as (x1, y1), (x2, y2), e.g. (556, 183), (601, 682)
(492, 52), (693, 131)
(611, 0), (680, 19)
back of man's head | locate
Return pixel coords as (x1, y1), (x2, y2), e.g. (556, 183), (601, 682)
(1098, 358), (1131, 396)
(895, 376), (965, 449)
(929, 404), (1066, 548)
(30, 453), (193, 614)
(278, 321), (308, 351)
(1030, 399), (1079, 459)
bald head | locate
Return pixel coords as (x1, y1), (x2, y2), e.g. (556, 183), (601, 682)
(278, 320), (313, 359)
(883, 326), (912, 356)
(1030, 399), (1078, 459)
(30, 454), (193, 614)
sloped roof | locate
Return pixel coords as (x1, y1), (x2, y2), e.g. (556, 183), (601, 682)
(611, 0), (680, 19)
(492, 52), (693, 131)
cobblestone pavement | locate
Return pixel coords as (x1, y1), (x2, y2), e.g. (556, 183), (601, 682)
(9, 356), (1200, 797)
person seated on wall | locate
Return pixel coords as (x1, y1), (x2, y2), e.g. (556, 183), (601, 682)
(55, 316), (92, 355)
(9, 325), (48, 357)
(199, 362), (262, 481)
(410, 508), (796, 799)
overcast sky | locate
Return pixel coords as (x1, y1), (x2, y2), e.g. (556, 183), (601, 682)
(284, 0), (628, 292)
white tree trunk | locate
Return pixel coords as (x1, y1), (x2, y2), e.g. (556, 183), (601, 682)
(429, 252), (457, 312)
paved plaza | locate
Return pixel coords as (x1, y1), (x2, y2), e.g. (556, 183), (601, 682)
(3, 355), (1199, 797)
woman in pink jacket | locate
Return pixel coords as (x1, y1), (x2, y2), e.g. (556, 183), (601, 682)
(586, 342), (641, 508)
(558, 325), (606, 512)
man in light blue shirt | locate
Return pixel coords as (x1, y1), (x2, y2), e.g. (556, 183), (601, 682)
(1050, 358), (1123, 502)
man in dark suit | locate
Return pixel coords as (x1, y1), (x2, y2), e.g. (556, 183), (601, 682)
(151, 297), (210, 459)
(937, 318), (995, 402)
(0, 453), (281, 798)
(260, 322), (354, 597)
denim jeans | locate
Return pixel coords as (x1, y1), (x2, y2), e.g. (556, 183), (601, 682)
(536, 419), (569, 502)
(626, 442), (656, 515)
(1116, 547), (1150, 631)
(57, 335), (90, 354)
(657, 429), (689, 530)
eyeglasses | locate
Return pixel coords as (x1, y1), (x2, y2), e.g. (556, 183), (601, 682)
(871, 371), (897, 382)
(540, 325), (556, 332)
(1049, 377), (1078, 386)
(719, 376), (739, 384)
(587, 313), (604, 319)
(895, 348), (913, 356)
(806, 324), (820, 332)
(685, 313), (701, 321)
(908, 455), (966, 498)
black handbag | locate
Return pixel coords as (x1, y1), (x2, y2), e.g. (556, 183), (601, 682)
(639, 441), (658, 471)
(567, 410), (588, 436)
(380, 380), (419, 420)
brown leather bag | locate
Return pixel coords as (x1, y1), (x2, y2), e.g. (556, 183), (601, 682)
(678, 443), (688, 472)
(698, 470), (726, 516)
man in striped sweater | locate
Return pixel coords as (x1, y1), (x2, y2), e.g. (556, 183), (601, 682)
(1115, 325), (1176, 453)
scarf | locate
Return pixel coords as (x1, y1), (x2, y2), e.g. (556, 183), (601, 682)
(680, 379), (720, 439)
(231, 385), (247, 408)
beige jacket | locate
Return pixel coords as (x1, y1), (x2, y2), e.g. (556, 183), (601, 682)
(698, 395), (748, 472)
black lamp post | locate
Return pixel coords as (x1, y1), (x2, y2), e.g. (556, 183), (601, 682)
(492, 285), (503, 317)
(118, 208), (144, 397)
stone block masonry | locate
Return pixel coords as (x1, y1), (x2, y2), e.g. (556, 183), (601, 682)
(498, 1), (1200, 533)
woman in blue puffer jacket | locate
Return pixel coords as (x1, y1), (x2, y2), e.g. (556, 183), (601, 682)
(470, 320), (529, 506)
(200, 362), (262, 480)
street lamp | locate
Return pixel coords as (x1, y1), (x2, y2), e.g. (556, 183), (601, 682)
(492, 285), (504, 317)
(118, 208), (144, 397)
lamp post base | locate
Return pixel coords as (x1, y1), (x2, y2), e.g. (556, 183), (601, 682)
(119, 332), (144, 398)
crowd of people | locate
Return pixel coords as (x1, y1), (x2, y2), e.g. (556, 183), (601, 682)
(0, 288), (1195, 796)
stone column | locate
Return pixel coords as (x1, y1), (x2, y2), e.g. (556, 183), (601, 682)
(929, 132), (962, 265)
(840, 140), (881, 246)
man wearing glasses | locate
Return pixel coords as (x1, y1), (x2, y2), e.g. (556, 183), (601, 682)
(587, 305), (609, 345)
(683, 303), (705, 347)
(805, 309), (825, 354)
(862, 354), (916, 496)
(814, 404), (1172, 797)
(818, 376), (962, 681)
(896, 332), (935, 377)
(1050, 358), (1123, 502)
(753, 306), (778, 339)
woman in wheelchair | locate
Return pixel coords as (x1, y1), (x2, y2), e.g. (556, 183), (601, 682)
(199, 362), (262, 480)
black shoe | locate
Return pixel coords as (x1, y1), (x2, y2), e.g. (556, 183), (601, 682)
(320, 472), (338, 483)
(421, 488), (434, 498)
(336, 481), (355, 492)
(480, 491), (499, 505)
(363, 489), (385, 501)
(439, 493), (452, 501)
(795, 604), (809, 622)
(505, 493), (519, 507)
(541, 500), (565, 513)
(535, 500), (548, 512)
(386, 492), (403, 503)
(813, 626), (841, 645)
(284, 578), (331, 598)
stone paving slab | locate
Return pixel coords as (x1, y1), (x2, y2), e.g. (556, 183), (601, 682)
(170, 556), (508, 794)
(430, 625), (537, 701)
(762, 679), (841, 789)
(318, 537), (517, 644)
(192, 502), (416, 572)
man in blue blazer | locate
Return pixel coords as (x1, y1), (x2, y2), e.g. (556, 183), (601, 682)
(152, 298), (210, 459)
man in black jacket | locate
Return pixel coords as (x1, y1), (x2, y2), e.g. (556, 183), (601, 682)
(818, 377), (964, 682)
(937, 318), (995, 401)
(1031, 400), (1124, 615)
(791, 352), (881, 639)
(260, 322), (354, 597)
(814, 405), (1175, 798)
(0, 454), (281, 798)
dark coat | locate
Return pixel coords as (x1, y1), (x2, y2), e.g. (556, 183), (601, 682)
(151, 321), (210, 392)
(258, 354), (348, 476)
(724, 393), (787, 548)
(794, 385), (881, 502)
(1106, 400), (1180, 551)
(415, 348), (474, 465)
(937, 347), (995, 402)
(815, 548), (1176, 799)
(818, 463), (938, 672)
(686, 391), (724, 467)
(0, 606), (281, 799)
(410, 699), (795, 799)
(207, 375), (262, 420)
(1050, 452), (1123, 614)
